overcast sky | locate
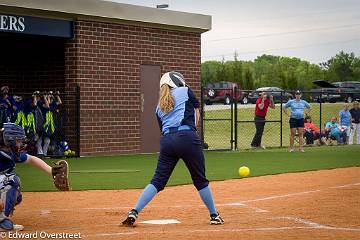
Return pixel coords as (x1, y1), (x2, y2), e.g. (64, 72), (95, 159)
(108, 0), (360, 64)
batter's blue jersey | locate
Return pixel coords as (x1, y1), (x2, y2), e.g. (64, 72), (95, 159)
(0, 150), (28, 173)
(156, 87), (200, 133)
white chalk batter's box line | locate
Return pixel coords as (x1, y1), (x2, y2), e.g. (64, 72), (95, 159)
(21, 181), (360, 214)
(20, 213), (360, 237)
(88, 213), (360, 238)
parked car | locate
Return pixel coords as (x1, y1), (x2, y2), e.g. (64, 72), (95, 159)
(203, 81), (245, 105)
(310, 80), (360, 103)
(247, 87), (293, 104)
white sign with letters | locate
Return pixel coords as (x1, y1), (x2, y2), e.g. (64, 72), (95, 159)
(0, 14), (25, 32)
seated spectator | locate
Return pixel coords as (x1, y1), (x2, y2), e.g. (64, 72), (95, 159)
(304, 116), (326, 145)
(339, 103), (351, 144)
(324, 117), (346, 144)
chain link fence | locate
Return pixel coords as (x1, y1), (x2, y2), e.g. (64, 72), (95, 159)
(201, 88), (234, 150)
(201, 87), (359, 150)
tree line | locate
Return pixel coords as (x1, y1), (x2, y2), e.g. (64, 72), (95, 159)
(201, 51), (360, 90)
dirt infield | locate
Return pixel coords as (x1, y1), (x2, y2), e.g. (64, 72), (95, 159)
(12, 167), (360, 239)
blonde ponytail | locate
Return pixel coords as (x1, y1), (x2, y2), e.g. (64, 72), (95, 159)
(159, 85), (174, 113)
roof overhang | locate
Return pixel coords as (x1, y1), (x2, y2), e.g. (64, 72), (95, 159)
(0, 0), (212, 33)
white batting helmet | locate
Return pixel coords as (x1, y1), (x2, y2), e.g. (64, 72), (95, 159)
(160, 71), (186, 88)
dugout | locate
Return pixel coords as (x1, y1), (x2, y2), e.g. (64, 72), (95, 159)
(0, 0), (211, 155)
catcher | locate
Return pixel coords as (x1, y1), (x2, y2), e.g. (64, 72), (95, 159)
(0, 123), (70, 231)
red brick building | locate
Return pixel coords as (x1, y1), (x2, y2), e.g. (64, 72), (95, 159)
(0, 0), (211, 155)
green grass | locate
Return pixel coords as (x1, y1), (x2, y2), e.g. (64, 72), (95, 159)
(16, 145), (360, 192)
(203, 103), (353, 150)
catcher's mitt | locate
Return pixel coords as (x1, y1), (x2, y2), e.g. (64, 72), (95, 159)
(52, 160), (71, 191)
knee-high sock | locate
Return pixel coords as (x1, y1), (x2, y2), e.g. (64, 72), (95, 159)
(198, 186), (217, 215)
(43, 137), (50, 156)
(134, 184), (158, 213)
(35, 135), (43, 155)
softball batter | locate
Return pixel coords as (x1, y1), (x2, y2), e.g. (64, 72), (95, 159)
(122, 71), (224, 226)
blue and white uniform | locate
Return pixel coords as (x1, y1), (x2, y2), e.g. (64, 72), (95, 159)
(131, 87), (218, 218)
(0, 150), (28, 229)
(156, 87), (199, 135)
(122, 71), (223, 226)
(152, 87), (206, 191)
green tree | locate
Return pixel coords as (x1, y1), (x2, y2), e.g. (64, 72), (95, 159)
(233, 52), (243, 87)
(320, 51), (360, 82)
(243, 67), (254, 90)
(201, 61), (223, 85)
(216, 57), (227, 82)
(201, 52), (359, 90)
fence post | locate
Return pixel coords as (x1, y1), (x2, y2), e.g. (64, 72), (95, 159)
(234, 87), (238, 150)
(230, 88), (234, 150)
(76, 84), (81, 157)
(200, 86), (205, 144)
(280, 91), (283, 147)
(319, 92), (322, 133)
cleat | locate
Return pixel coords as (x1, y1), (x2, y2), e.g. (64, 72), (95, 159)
(122, 209), (138, 227)
(210, 213), (224, 225)
(13, 224), (24, 231)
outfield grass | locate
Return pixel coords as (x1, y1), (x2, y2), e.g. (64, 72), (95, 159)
(204, 103), (352, 150)
(16, 145), (360, 192)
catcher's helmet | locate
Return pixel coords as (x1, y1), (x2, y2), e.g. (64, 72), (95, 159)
(1, 123), (26, 147)
(160, 71), (186, 89)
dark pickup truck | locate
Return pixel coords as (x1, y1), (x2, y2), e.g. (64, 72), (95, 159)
(310, 80), (360, 103)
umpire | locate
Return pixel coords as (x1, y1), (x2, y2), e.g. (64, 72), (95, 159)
(250, 92), (275, 149)
(122, 71), (224, 226)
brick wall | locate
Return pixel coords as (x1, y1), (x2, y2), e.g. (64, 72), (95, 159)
(65, 20), (201, 155)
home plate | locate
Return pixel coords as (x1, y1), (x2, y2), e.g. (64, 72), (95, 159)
(140, 219), (181, 225)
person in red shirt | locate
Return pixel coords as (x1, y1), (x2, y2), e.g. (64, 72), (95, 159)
(304, 116), (326, 145)
(251, 92), (275, 149)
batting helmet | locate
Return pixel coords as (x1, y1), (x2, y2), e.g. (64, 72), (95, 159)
(160, 71), (186, 89)
(1, 123), (26, 148)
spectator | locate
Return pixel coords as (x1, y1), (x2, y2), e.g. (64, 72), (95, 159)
(339, 103), (351, 144)
(304, 116), (326, 145)
(283, 90), (311, 152)
(25, 92), (39, 138)
(13, 95), (27, 129)
(349, 101), (360, 145)
(35, 92), (52, 157)
(0, 86), (15, 125)
(250, 91), (275, 149)
(49, 91), (63, 142)
(325, 117), (346, 144)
